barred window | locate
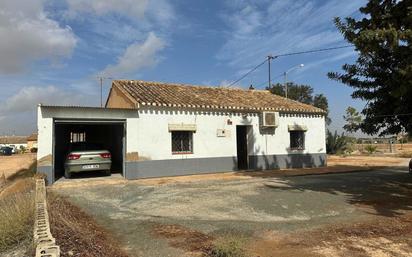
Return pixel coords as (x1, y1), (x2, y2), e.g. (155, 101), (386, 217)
(290, 131), (305, 150)
(70, 132), (86, 143)
(171, 131), (193, 154)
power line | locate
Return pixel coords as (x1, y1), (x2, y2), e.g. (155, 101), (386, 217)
(273, 45), (353, 58)
(226, 45), (353, 87)
(254, 73), (284, 88)
(227, 59), (268, 87)
(372, 113), (412, 118)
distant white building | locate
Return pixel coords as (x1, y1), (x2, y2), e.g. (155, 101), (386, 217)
(37, 80), (326, 184)
(0, 136), (28, 152)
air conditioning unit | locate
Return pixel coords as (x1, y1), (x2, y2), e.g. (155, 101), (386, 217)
(262, 112), (279, 127)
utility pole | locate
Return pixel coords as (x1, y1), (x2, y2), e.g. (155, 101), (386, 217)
(267, 55), (274, 88)
(98, 77), (113, 107)
(99, 77), (103, 107)
(284, 71), (288, 99)
(283, 64), (304, 99)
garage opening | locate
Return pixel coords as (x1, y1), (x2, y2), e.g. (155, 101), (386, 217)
(53, 120), (125, 180)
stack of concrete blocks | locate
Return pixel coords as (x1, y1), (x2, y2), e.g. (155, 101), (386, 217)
(34, 179), (60, 257)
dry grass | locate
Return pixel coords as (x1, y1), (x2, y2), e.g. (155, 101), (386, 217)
(327, 155), (409, 167)
(152, 223), (250, 257)
(152, 223), (214, 254)
(208, 234), (249, 257)
(47, 193), (130, 257)
(0, 177), (35, 253)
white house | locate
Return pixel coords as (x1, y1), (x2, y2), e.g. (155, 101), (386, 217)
(37, 80), (326, 184)
(0, 136), (28, 152)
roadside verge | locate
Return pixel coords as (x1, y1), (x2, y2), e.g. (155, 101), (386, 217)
(34, 179), (60, 257)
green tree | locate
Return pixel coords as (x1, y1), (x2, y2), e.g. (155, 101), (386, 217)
(343, 106), (362, 133)
(313, 94), (331, 125)
(267, 83), (331, 124)
(267, 83), (313, 104)
(328, 0), (412, 136)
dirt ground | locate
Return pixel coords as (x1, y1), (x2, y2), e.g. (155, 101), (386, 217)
(328, 155), (410, 168)
(248, 213), (412, 257)
(49, 155), (412, 257)
(53, 167), (412, 257)
(0, 154), (36, 180)
(47, 193), (130, 257)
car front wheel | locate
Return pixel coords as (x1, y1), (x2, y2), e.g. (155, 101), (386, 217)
(104, 170), (111, 176)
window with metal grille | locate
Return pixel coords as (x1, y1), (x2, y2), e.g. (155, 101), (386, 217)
(290, 131), (305, 150)
(70, 132), (86, 143)
(171, 131), (193, 154)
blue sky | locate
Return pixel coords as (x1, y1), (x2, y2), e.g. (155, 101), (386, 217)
(0, 0), (366, 135)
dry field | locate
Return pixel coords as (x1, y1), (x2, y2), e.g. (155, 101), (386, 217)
(0, 155), (36, 257)
(328, 155), (410, 168)
(0, 154), (36, 180)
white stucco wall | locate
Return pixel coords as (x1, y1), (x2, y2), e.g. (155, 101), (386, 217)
(135, 107), (326, 160)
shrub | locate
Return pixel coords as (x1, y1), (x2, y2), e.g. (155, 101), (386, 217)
(364, 145), (377, 154)
(0, 178), (35, 252)
(19, 145), (26, 154)
(209, 234), (248, 257)
(326, 130), (349, 154)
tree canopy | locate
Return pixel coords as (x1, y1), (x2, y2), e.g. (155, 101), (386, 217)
(328, 0), (412, 136)
(267, 82), (331, 125)
(343, 106), (363, 133)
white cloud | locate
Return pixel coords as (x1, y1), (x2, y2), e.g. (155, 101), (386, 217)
(100, 32), (165, 77)
(0, 86), (88, 115)
(298, 50), (357, 73)
(218, 0), (364, 68)
(0, 0), (77, 74)
(66, 0), (174, 24)
(66, 0), (148, 19)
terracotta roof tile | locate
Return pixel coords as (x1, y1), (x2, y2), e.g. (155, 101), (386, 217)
(113, 80), (325, 113)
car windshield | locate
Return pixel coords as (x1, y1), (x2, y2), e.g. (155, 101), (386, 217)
(70, 142), (104, 151)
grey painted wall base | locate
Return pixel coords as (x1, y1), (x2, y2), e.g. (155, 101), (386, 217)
(125, 156), (236, 180)
(37, 165), (53, 185)
(42, 153), (327, 184)
(125, 153), (327, 180)
(249, 153), (326, 170)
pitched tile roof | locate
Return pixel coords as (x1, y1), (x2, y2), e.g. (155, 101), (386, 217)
(112, 80), (325, 113)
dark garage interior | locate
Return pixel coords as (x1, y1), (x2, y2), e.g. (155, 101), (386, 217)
(53, 121), (125, 180)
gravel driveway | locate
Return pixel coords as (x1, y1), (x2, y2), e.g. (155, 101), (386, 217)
(52, 168), (412, 257)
